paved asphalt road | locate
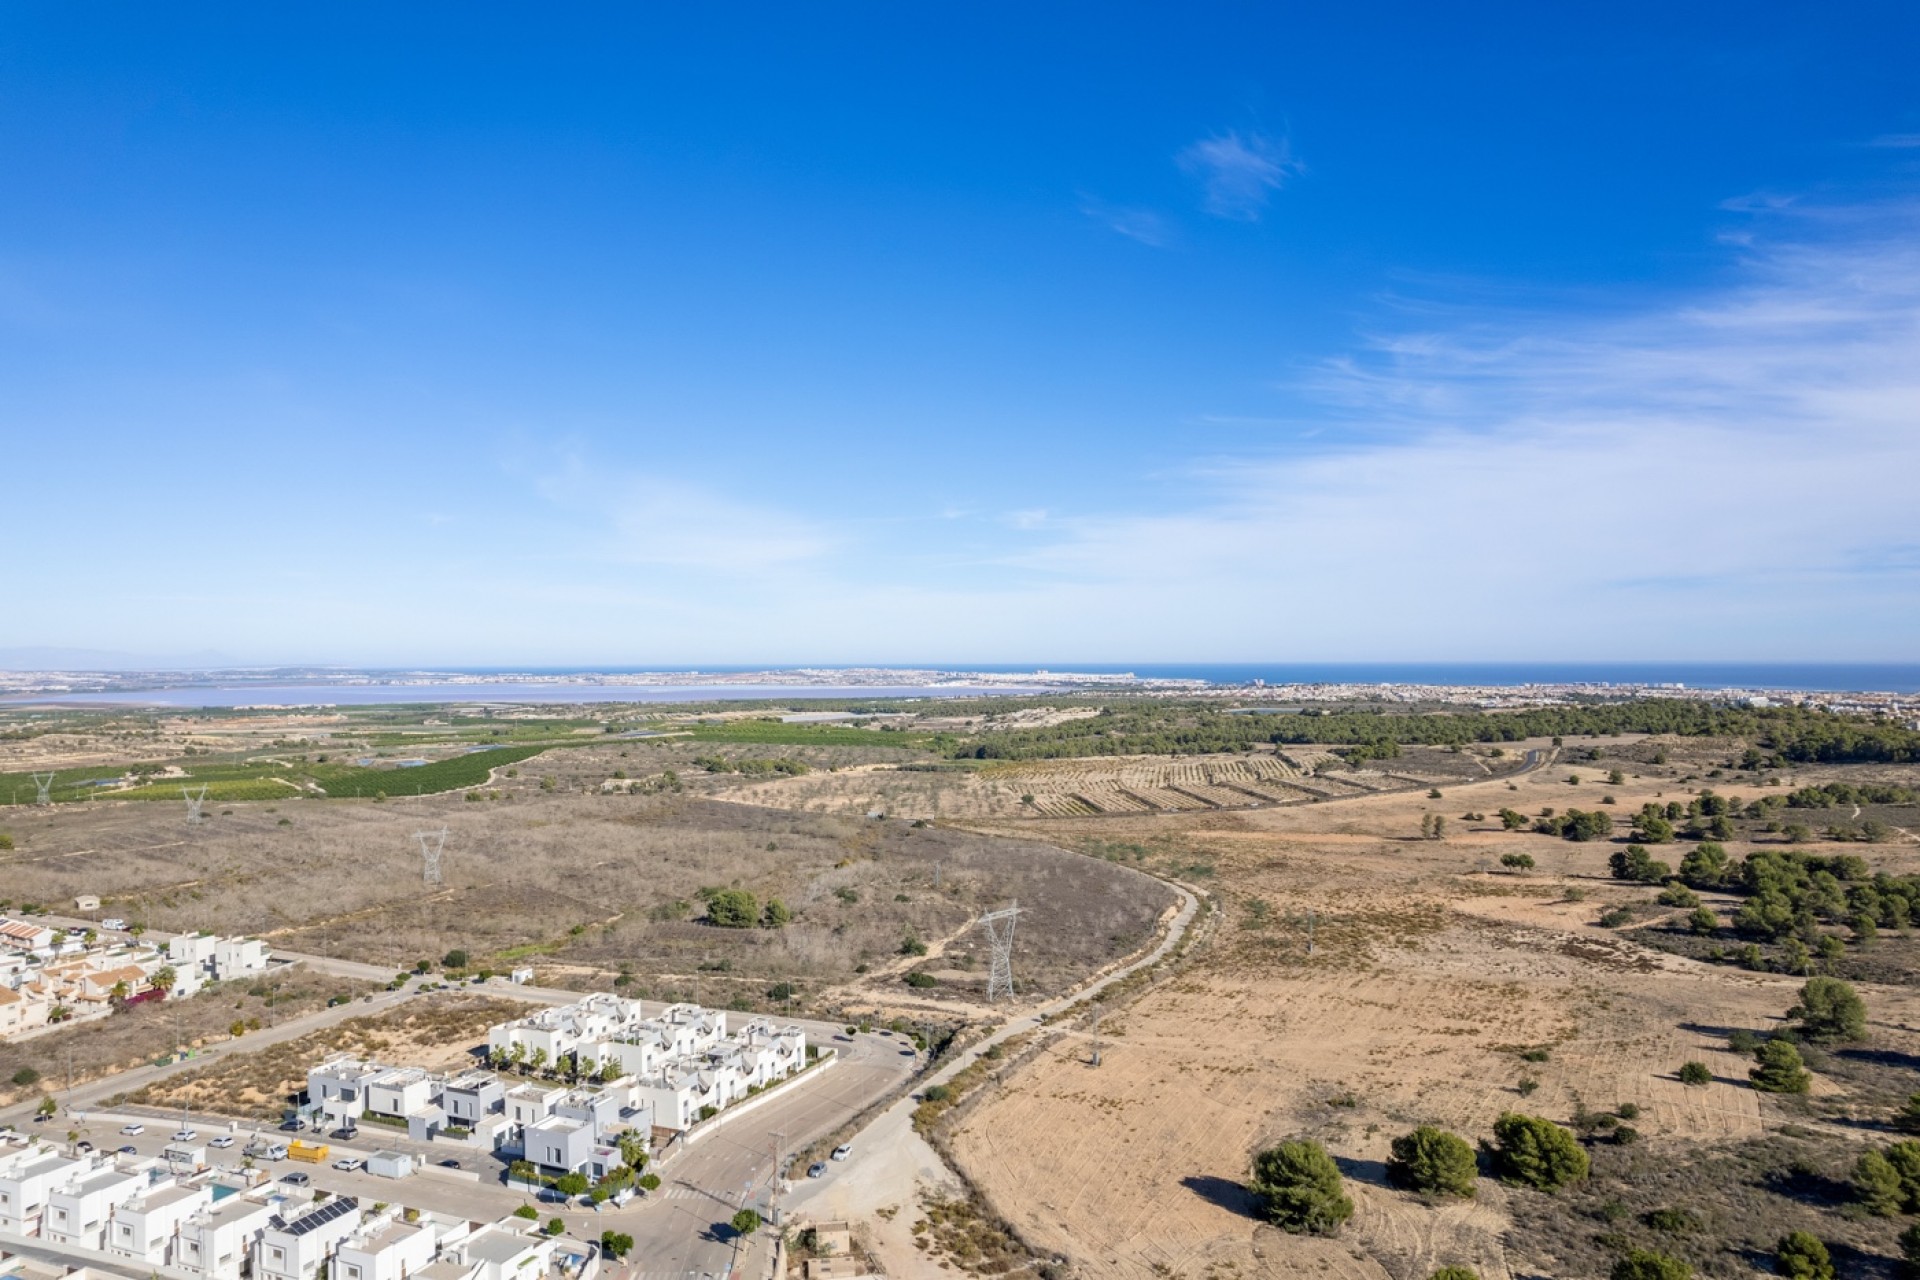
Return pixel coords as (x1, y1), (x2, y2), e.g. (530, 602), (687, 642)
(28, 1018), (913, 1280)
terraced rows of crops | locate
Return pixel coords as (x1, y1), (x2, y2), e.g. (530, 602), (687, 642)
(994, 751), (1450, 815)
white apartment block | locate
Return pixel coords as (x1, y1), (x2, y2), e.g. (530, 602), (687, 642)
(106, 1180), (214, 1267)
(167, 933), (270, 997)
(428, 1220), (559, 1280)
(335, 1215), (438, 1280)
(178, 1193), (280, 1280)
(254, 1196), (363, 1280)
(487, 996), (804, 1133)
(44, 1164), (145, 1250)
(0, 1145), (86, 1236)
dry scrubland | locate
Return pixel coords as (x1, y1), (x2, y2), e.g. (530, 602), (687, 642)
(0, 968), (373, 1108)
(938, 738), (1920, 1280)
(0, 742), (1173, 1012)
(127, 992), (522, 1121)
(717, 745), (1509, 821)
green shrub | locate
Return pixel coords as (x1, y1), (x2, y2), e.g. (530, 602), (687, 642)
(1787, 977), (1867, 1043)
(1611, 1251), (1692, 1280)
(1677, 1061), (1712, 1086)
(11, 1067), (39, 1087)
(1248, 1140), (1353, 1234)
(1774, 1231), (1833, 1280)
(1644, 1207), (1698, 1233)
(544, 1218), (565, 1236)
(1386, 1126), (1477, 1198)
(1901, 1221), (1920, 1267)
(760, 898), (791, 928)
(513, 1205), (539, 1220)
(1429, 1269), (1479, 1280)
(730, 1208), (762, 1237)
(1883, 1140), (1920, 1211)
(904, 972), (938, 988)
(1855, 1149), (1904, 1216)
(706, 889), (759, 928)
(1750, 1040), (1812, 1093)
(1500, 853), (1534, 871)
(1488, 1113), (1588, 1192)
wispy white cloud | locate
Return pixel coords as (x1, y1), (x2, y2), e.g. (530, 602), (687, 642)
(1869, 134), (1920, 149)
(535, 456), (836, 573)
(1177, 131), (1302, 221)
(972, 199), (1920, 657)
(1077, 196), (1172, 247)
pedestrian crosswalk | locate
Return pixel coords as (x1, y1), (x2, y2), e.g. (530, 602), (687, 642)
(660, 1185), (705, 1200)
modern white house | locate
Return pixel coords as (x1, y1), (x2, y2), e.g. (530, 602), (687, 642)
(335, 1214), (438, 1280)
(177, 1192), (279, 1280)
(166, 933), (270, 997)
(43, 1164), (145, 1250)
(307, 1056), (385, 1125)
(106, 1180), (214, 1267)
(0, 1146), (86, 1236)
(487, 996), (803, 1135)
(440, 1072), (505, 1127)
(430, 1220), (560, 1280)
(366, 1067), (437, 1121)
(254, 1196), (363, 1280)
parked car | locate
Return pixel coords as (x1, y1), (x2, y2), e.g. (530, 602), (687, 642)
(832, 1144), (853, 1161)
(277, 1120), (301, 1132)
(806, 1162), (827, 1179)
(265, 1144), (289, 1161)
(438, 1158), (461, 1169)
(332, 1158), (364, 1172)
(102, 918), (127, 931)
(280, 1172), (310, 1186)
(329, 1128), (357, 1141)
(210, 1135), (235, 1149)
(173, 1129), (197, 1142)
(120, 1124), (145, 1136)
(117, 1145), (137, 1155)
(75, 1141), (94, 1152)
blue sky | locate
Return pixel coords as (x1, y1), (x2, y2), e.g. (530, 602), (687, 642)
(4, 3), (1919, 666)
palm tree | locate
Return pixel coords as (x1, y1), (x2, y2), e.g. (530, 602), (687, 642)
(150, 966), (178, 994)
(529, 1048), (549, 1077)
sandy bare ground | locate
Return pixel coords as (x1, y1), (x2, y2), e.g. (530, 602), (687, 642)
(939, 741), (1920, 1280)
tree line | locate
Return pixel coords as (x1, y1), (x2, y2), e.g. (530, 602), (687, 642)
(946, 699), (1920, 764)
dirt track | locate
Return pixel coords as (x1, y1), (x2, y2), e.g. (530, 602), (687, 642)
(942, 740), (1920, 1280)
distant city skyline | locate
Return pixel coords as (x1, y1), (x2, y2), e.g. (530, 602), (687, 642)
(4, 5), (1918, 663)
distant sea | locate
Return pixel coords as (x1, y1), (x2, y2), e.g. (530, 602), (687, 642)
(4, 662), (1918, 708)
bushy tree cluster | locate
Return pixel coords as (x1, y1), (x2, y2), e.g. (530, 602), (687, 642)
(951, 700), (1920, 762)
(1853, 1141), (1920, 1216)
(1486, 1113), (1588, 1192)
(1386, 1126), (1477, 1198)
(1749, 1040), (1812, 1093)
(1537, 808), (1614, 841)
(1609, 843), (1671, 883)
(1248, 1140), (1353, 1234)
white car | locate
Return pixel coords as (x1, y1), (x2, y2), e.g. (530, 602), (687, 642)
(831, 1144), (852, 1161)
(210, 1135), (235, 1149)
(173, 1129), (197, 1142)
(120, 1124), (145, 1136)
(332, 1158), (364, 1172)
(102, 918), (127, 931)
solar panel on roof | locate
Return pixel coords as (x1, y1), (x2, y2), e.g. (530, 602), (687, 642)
(274, 1196), (359, 1236)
